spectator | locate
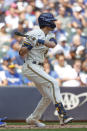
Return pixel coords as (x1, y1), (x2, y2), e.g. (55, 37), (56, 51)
(33, 9), (41, 26)
(49, 35), (70, 59)
(75, 26), (87, 47)
(50, 50), (64, 67)
(0, 69), (8, 86)
(16, 0), (28, 12)
(13, 54), (24, 66)
(0, 0), (5, 23)
(76, 45), (85, 60)
(84, 8), (87, 22)
(6, 39), (21, 62)
(35, 0), (44, 9)
(71, 3), (86, 28)
(0, 56), (11, 71)
(78, 0), (86, 12)
(6, 39), (24, 69)
(73, 59), (82, 75)
(80, 58), (87, 86)
(54, 54), (71, 87)
(5, 7), (19, 31)
(43, 60), (58, 79)
(72, 34), (81, 48)
(67, 46), (77, 65)
(25, 5), (36, 28)
(56, 6), (71, 29)
(54, 55), (81, 87)
(0, 23), (11, 46)
(43, 59), (61, 86)
(59, 0), (73, 16)
(55, 20), (67, 42)
(5, 64), (23, 85)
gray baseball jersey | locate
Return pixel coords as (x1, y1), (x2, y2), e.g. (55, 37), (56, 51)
(23, 28), (55, 63)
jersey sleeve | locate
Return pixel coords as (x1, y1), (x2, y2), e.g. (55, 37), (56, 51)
(22, 30), (37, 47)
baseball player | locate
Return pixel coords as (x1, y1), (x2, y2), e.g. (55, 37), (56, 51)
(19, 13), (73, 127)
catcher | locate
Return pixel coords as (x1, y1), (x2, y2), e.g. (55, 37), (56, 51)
(19, 13), (73, 127)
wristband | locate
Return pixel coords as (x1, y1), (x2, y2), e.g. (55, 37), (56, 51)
(37, 39), (45, 45)
(23, 41), (33, 50)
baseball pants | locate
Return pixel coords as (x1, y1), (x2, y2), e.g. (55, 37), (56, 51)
(22, 61), (62, 120)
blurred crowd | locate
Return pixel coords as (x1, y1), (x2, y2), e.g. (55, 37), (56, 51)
(0, 0), (87, 87)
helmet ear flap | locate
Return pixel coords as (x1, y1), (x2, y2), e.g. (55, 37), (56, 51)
(50, 22), (56, 29)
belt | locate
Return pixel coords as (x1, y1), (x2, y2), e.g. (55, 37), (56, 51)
(32, 61), (43, 66)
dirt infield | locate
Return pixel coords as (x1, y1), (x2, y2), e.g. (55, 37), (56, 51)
(2, 124), (87, 129)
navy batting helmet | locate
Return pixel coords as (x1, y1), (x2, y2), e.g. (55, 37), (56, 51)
(38, 13), (57, 29)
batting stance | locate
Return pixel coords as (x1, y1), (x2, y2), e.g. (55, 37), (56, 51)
(19, 13), (73, 127)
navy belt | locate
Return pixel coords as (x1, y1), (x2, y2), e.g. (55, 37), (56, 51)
(32, 61), (43, 66)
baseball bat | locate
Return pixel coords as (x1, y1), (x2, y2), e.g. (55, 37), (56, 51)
(15, 31), (36, 41)
(15, 31), (28, 37)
